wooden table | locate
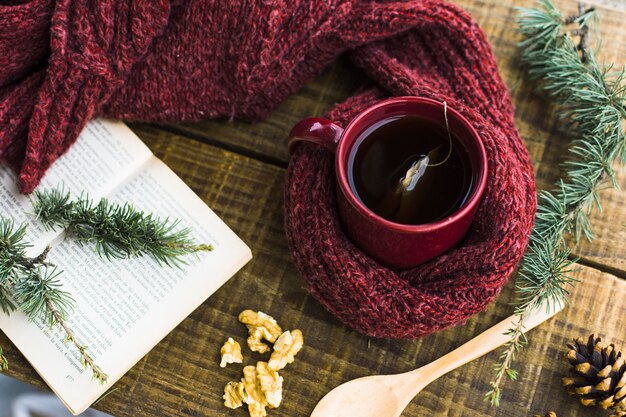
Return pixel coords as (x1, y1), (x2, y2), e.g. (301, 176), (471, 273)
(3, 0), (626, 416)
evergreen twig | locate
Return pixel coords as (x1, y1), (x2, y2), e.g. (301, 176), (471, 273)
(486, 0), (625, 406)
(43, 289), (107, 382)
(32, 188), (213, 266)
(1, 187), (213, 381)
(0, 219), (106, 382)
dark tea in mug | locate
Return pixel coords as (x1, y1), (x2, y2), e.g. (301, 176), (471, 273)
(347, 115), (473, 225)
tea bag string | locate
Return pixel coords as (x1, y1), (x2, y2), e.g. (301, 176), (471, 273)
(427, 101), (453, 167)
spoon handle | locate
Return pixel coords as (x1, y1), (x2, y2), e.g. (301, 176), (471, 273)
(413, 302), (565, 384)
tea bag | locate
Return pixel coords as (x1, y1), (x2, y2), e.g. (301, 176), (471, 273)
(376, 146), (442, 223)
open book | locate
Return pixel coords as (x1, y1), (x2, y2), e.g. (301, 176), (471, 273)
(0, 120), (252, 414)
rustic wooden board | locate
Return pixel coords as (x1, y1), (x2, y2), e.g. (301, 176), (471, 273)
(3, 128), (625, 417)
(139, 0), (626, 275)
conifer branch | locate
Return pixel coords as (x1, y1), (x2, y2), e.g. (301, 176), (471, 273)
(43, 290), (107, 382)
(2, 187), (213, 380)
(486, 312), (526, 406)
(32, 188), (213, 266)
(0, 219), (106, 382)
(486, 0), (625, 406)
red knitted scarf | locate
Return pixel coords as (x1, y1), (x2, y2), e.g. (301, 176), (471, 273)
(1, 0), (535, 338)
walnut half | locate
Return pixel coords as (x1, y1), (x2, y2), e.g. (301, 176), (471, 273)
(256, 361), (283, 408)
(268, 329), (304, 371)
(242, 365), (268, 417)
(239, 310), (283, 353)
(223, 381), (245, 409)
(220, 337), (243, 368)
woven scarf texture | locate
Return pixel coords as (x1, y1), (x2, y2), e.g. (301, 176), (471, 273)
(1, 0), (536, 338)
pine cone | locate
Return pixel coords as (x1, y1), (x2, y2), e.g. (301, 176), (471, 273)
(533, 412), (557, 417)
(609, 410), (626, 417)
(563, 335), (626, 412)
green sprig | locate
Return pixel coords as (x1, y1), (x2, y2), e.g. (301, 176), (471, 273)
(0, 218), (104, 382)
(0, 220), (28, 314)
(12, 265), (74, 326)
(32, 188), (213, 266)
(486, 0), (625, 406)
(2, 187), (214, 381)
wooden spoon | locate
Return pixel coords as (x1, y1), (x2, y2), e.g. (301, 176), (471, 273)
(310, 303), (564, 417)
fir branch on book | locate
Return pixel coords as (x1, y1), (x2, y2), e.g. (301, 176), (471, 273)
(0, 219), (106, 382)
(486, 0), (625, 406)
(32, 188), (214, 266)
(1, 186), (215, 382)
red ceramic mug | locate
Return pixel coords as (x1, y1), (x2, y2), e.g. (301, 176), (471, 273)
(288, 97), (488, 269)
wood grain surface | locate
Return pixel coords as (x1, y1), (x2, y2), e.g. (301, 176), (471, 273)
(2, 0), (626, 416)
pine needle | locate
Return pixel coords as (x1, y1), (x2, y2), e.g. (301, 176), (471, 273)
(486, 0), (625, 406)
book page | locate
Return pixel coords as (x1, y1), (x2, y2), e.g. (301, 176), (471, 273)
(0, 120), (152, 251)
(0, 122), (252, 414)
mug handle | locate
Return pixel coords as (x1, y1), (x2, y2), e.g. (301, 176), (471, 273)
(287, 118), (344, 154)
